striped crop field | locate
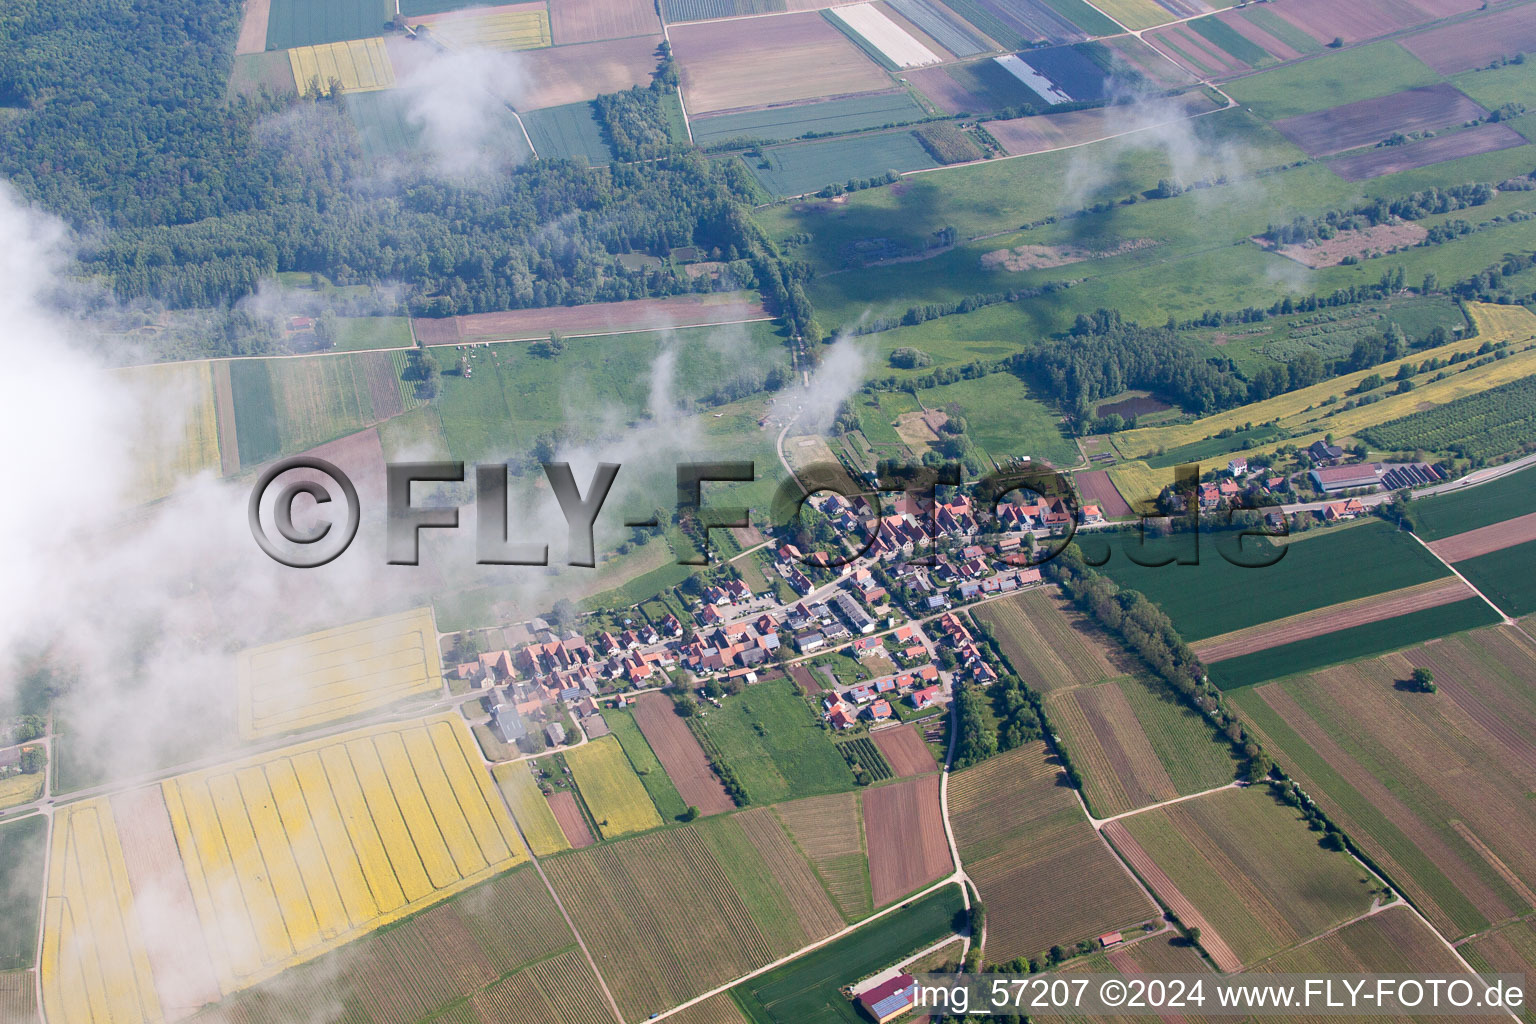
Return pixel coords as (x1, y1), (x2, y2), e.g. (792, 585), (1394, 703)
(114, 360), (224, 505)
(41, 800), (164, 1024)
(287, 38), (396, 93)
(236, 606), (441, 740)
(973, 587), (1122, 693)
(412, 6), (553, 50)
(493, 762), (570, 856)
(39, 714), (533, 1020)
(565, 735), (663, 839)
(1113, 303), (1536, 461)
(773, 792), (871, 921)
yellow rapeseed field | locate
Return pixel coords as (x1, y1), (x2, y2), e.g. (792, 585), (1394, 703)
(114, 360), (222, 505)
(40, 714), (527, 1022)
(1113, 303), (1529, 458)
(288, 38), (395, 94)
(42, 801), (163, 1024)
(565, 735), (662, 839)
(494, 762), (570, 856)
(412, 7), (553, 50)
(237, 606), (442, 740)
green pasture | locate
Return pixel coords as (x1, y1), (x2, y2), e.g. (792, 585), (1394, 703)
(696, 679), (856, 805)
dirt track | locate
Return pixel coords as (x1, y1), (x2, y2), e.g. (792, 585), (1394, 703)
(1193, 577), (1473, 664)
(1427, 512), (1536, 563)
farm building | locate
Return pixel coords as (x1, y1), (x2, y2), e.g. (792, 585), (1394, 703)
(546, 722), (567, 746)
(491, 702), (527, 744)
(858, 974), (918, 1023)
(1311, 464), (1382, 493)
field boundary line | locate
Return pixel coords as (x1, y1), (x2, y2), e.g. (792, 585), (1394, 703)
(1084, 779), (1243, 828)
(1409, 531), (1517, 626)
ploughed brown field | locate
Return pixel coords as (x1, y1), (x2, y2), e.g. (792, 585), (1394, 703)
(1428, 511), (1536, 563)
(1402, 2), (1536, 74)
(511, 35), (665, 109)
(869, 723), (937, 777)
(1148, 24), (1248, 77)
(1266, 0), (1482, 47)
(292, 427), (389, 506)
(1329, 124), (1527, 181)
(1191, 576), (1475, 663)
(863, 775), (951, 906)
(412, 291), (770, 344)
(1074, 469), (1133, 519)
(669, 12), (892, 114)
(549, 0), (660, 44)
(987, 92), (1219, 156)
(630, 692), (736, 815)
(235, 0), (270, 55)
(547, 790), (595, 848)
(1273, 84), (1487, 158)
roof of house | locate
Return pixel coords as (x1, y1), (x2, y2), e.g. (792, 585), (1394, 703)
(860, 975), (917, 1018)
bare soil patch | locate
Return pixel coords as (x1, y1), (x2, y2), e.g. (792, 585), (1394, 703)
(548, 789), (596, 847)
(1271, 0), (1481, 47)
(1428, 511), (1536, 563)
(1402, 3), (1536, 74)
(893, 409), (946, 446)
(236, 0), (272, 55)
(669, 13), (892, 114)
(1274, 84), (1487, 158)
(982, 238), (1156, 271)
(414, 291), (770, 345)
(632, 692), (737, 815)
(1074, 468), (1134, 518)
(295, 426), (389, 506)
(1193, 576), (1473, 663)
(551, 0), (660, 43)
(1262, 221), (1429, 268)
(512, 35), (665, 109)
(863, 774), (951, 906)
(869, 724), (938, 777)
(1329, 124), (1527, 181)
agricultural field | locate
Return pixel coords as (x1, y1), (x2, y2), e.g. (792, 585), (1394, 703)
(543, 814), (844, 1020)
(1232, 625), (1536, 940)
(917, 373), (1079, 468)
(1362, 374), (1536, 461)
(669, 13), (893, 115)
(37, 713), (533, 1020)
(565, 735), (664, 838)
(1402, 1), (1536, 76)
(0, 970), (35, 1024)
(328, 316), (413, 351)
(229, 350), (405, 466)
(548, 0), (659, 43)
(940, 0), (1095, 48)
(414, 292), (770, 344)
(630, 692), (736, 815)
(886, 0), (993, 55)
(863, 775), (951, 905)
(729, 884), (965, 1024)
(827, 4), (943, 69)
(950, 744), (1154, 963)
(1428, 512), (1536, 563)
(1073, 468), (1133, 517)
(408, 5), (553, 50)
(1086, 0), (1170, 31)
(1409, 465), (1536, 541)
(236, 606), (441, 740)
(1456, 539), (1536, 617)
(838, 737), (894, 782)
(1207, 596), (1503, 689)
(1272, 84), (1487, 158)
(492, 763), (570, 856)
(1465, 918), (1536, 1021)
(773, 791), (873, 920)
(1045, 674), (1240, 819)
(1330, 124), (1528, 181)
(694, 678), (856, 805)
(1224, 41), (1442, 121)
(0, 815), (45, 971)
(510, 35), (663, 109)
(520, 101), (614, 164)
(749, 130), (938, 198)
(115, 360), (224, 504)
(1106, 786), (1374, 970)
(0, 773), (43, 813)
(690, 91), (928, 146)
(180, 863), (579, 1024)
(1248, 903), (1469, 980)
(972, 588), (1125, 693)
(600, 706), (689, 820)
(1098, 519), (1453, 643)
(869, 723), (937, 776)
(264, 0), (393, 49)
(288, 38), (395, 94)
(547, 790), (596, 848)
(909, 59), (1042, 115)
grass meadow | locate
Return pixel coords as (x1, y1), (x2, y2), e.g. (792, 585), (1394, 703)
(0, 815), (45, 969)
(696, 679), (856, 805)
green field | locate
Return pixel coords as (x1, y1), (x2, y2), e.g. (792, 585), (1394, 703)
(1456, 540), (1536, 618)
(696, 678), (856, 805)
(345, 90), (417, 162)
(1039, 0), (1121, 36)
(1207, 597), (1504, 689)
(1188, 15), (1273, 67)
(229, 359), (282, 465)
(0, 815), (46, 969)
(750, 131), (939, 198)
(692, 92), (929, 146)
(1224, 41), (1442, 121)
(1115, 786), (1374, 966)
(1235, 5), (1322, 55)
(265, 0), (393, 49)
(330, 316), (413, 350)
(522, 102), (614, 165)
(1097, 520), (1451, 642)
(916, 373), (1079, 468)
(603, 706), (689, 820)
(730, 884), (965, 1024)
(1408, 466), (1536, 540)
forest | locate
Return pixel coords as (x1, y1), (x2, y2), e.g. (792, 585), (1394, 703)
(0, 0), (769, 324)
